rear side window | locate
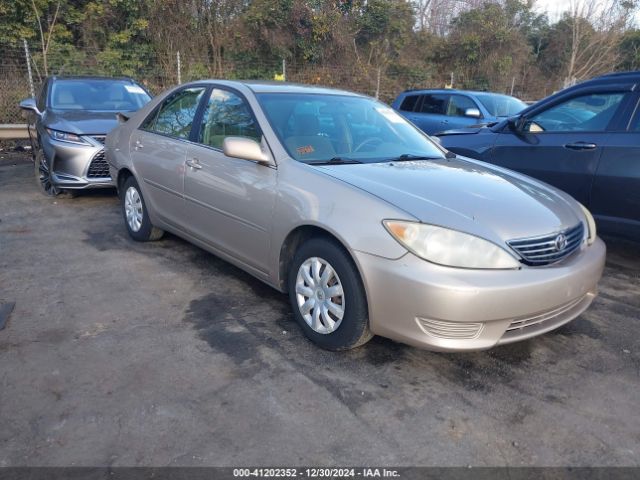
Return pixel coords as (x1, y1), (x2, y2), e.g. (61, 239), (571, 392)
(418, 94), (448, 115)
(142, 87), (206, 139)
(399, 95), (419, 112)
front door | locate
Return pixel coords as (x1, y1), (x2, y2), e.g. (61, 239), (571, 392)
(489, 91), (628, 206)
(183, 87), (277, 274)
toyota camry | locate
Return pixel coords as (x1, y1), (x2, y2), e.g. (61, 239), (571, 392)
(106, 81), (606, 351)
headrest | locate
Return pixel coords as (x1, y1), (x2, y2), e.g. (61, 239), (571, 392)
(292, 114), (320, 136)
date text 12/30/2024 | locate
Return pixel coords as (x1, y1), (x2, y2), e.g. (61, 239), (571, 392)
(233, 468), (401, 478)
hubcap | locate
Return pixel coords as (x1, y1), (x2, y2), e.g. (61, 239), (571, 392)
(124, 186), (143, 232)
(295, 257), (345, 334)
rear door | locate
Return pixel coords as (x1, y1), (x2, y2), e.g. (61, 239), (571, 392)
(590, 92), (640, 229)
(402, 94), (450, 134)
(489, 90), (630, 206)
(130, 86), (207, 228)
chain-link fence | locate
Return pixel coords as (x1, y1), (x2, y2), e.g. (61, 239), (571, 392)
(1, 42), (529, 125)
(1, 48), (33, 125)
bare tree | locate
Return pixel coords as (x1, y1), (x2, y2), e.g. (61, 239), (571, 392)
(30, 0), (60, 76)
(563, 0), (636, 86)
(414, 0), (434, 31)
(413, 0), (487, 35)
(197, 0), (246, 76)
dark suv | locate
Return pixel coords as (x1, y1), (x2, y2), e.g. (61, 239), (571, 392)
(391, 89), (526, 135)
(19, 76), (151, 196)
(436, 72), (640, 238)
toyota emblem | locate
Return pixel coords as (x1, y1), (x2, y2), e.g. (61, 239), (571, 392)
(554, 233), (568, 251)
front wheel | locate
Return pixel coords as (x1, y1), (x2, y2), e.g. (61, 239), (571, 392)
(34, 149), (61, 197)
(121, 176), (164, 242)
(288, 238), (372, 350)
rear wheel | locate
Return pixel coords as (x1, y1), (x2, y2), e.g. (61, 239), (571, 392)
(288, 238), (372, 350)
(121, 176), (164, 241)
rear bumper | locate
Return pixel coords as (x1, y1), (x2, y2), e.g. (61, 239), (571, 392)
(354, 238), (606, 351)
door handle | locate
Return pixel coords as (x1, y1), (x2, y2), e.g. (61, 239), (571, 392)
(564, 142), (597, 151)
(186, 158), (202, 170)
(134, 139), (144, 150)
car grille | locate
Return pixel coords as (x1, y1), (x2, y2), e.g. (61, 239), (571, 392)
(87, 150), (111, 179)
(91, 135), (106, 145)
(498, 292), (595, 345)
(507, 223), (584, 266)
(505, 295), (587, 333)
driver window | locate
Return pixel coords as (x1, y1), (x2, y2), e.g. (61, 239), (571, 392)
(448, 95), (478, 117)
(198, 88), (261, 149)
(37, 80), (48, 111)
(143, 87), (206, 139)
(631, 111), (640, 131)
(526, 92), (625, 133)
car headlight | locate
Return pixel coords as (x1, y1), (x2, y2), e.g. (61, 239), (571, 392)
(46, 128), (88, 145)
(383, 220), (521, 269)
(578, 203), (596, 245)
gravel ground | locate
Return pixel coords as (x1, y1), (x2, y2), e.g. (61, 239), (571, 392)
(0, 152), (639, 467)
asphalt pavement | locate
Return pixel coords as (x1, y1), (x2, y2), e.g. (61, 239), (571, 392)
(1, 152), (638, 466)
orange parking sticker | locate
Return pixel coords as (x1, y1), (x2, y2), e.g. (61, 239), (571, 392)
(297, 145), (314, 155)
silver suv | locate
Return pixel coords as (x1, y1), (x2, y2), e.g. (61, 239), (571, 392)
(19, 76), (151, 196)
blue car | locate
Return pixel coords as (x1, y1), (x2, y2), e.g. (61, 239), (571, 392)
(391, 89), (526, 135)
(436, 71), (640, 238)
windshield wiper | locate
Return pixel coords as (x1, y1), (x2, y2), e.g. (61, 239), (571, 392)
(305, 157), (363, 165)
(386, 153), (449, 162)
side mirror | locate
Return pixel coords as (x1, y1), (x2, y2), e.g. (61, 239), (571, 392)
(508, 115), (526, 132)
(116, 112), (130, 124)
(19, 98), (42, 117)
(223, 137), (271, 165)
(464, 108), (481, 119)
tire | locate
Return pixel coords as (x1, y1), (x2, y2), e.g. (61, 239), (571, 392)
(34, 148), (61, 197)
(288, 237), (373, 351)
(61, 189), (78, 198)
(121, 176), (164, 242)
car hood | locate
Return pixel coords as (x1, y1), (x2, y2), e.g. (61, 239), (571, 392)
(317, 157), (582, 245)
(43, 110), (124, 135)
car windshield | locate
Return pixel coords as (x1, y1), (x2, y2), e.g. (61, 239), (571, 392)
(256, 93), (445, 163)
(50, 79), (151, 111)
(475, 93), (526, 117)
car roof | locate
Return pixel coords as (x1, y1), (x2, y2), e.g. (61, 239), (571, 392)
(48, 75), (140, 83)
(182, 79), (365, 97)
(580, 71), (640, 86)
(399, 89), (515, 97)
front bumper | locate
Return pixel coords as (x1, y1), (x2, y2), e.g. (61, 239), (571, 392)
(354, 238), (606, 351)
(43, 136), (114, 189)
